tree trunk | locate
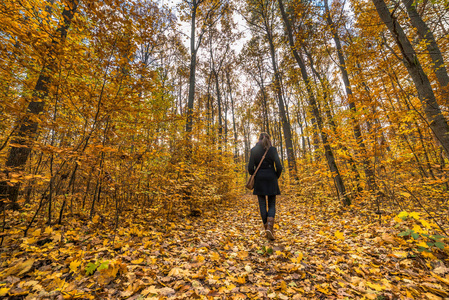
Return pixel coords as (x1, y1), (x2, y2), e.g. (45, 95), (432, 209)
(401, 0), (449, 92)
(0, 0), (79, 208)
(227, 70), (239, 159)
(372, 0), (449, 156)
(265, 27), (297, 176)
(214, 70), (223, 144)
(324, 0), (376, 193)
(186, 1), (198, 134)
(304, 47), (362, 191)
(278, 0), (349, 205)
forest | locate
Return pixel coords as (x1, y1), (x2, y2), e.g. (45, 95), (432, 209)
(0, 0), (448, 298)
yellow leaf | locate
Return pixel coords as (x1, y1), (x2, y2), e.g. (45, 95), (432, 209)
(131, 258), (144, 264)
(196, 255), (205, 262)
(69, 260), (81, 272)
(44, 227), (53, 235)
(168, 267), (182, 277)
(141, 285), (159, 296)
(392, 251), (407, 258)
(316, 285), (330, 295)
(413, 225), (425, 234)
(17, 259), (35, 276)
(398, 211), (408, 219)
(275, 250), (285, 257)
(421, 252), (437, 259)
(0, 288), (10, 297)
(31, 229), (41, 237)
(431, 273), (449, 286)
(237, 251), (248, 259)
(210, 252), (220, 261)
(236, 276), (246, 284)
(394, 216), (403, 223)
(92, 215), (100, 223)
(367, 282), (384, 291)
(409, 212), (420, 220)
(335, 231), (344, 240)
(421, 220), (432, 229)
(417, 241), (429, 248)
(290, 252), (303, 264)
(424, 292), (443, 300)
(2, 258), (35, 277)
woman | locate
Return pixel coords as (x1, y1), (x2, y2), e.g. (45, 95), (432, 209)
(248, 132), (283, 240)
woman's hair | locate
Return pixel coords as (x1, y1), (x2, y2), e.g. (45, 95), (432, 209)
(258, 132), (272, 150)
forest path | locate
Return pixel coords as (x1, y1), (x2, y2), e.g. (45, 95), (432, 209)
(127, 194), (447, 299)
(157, 194), (448, 299)
(1, 195), (448, 299)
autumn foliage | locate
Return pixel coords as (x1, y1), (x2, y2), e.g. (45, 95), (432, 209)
(0, 0), (448, 298)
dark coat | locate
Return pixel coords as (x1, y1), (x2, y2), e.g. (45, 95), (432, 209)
(248, 143), (283, 195)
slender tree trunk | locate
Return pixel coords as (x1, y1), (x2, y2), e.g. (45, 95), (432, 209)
(278, 0), (349, 205)
(186, 1), (198, 134)
(0, 0), (79, 208)
(324, 0), (376, 193)
(304, 47), (362, 190)
(297, 110), (306, 158)
(401, 0), (449, 92)
(227, 71), (238, 159)
(214, 70), (223, 143)
(265, 28), (297, 175)
(255, 57), (270, 137)
(372, 0), (449, 156)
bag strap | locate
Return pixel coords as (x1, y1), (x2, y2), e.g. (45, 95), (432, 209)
(253, 147), (270, 177)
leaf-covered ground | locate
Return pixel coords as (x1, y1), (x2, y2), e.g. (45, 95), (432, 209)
(1, 195), (448, 299)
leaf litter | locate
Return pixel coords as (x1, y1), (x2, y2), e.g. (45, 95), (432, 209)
(0, 195), (448, 299)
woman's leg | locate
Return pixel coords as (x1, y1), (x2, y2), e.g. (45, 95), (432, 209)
(257, 195), (267, 224)
(267, 195), (276, 218)
(266, 195), (276, 240)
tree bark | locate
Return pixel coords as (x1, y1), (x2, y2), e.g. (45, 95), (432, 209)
(0, 0), (79, 208)
(324, 0), (376, 193)
(264, 24), (297, 176)
(227, 70), (239, 159)
(185, 0), (198, 134)
(278, 0), (349, 205)
(372, 0), (449, 156)
(304, 47), (362, 192)
(401, 0), (449, 92)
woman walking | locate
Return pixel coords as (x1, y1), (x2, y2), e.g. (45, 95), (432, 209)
(248, 133), (283, 240)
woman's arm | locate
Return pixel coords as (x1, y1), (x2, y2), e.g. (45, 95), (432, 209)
(248, 149), (255, 175)
(273, 147), (283, 178)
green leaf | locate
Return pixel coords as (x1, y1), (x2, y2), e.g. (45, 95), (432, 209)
(398, 230), (411, 237)
(417, 246), (429, 252)
(97, 261), (109, 271)
(85, 262), (98, 275)
(266, 247), (273, 254)
(434, 241), (445, 249)
(426, 241), (434, 247)
(411, 232), (419, 240)
(431, 235), (445, 240)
